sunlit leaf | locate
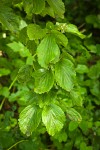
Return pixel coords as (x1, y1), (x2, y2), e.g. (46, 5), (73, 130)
(19, 105), (42, 135)
(33, 69), (54, 94)
(37, 35), (60, 68)
(47, 0), (65, 18)
(27, 24), (47, 40)
(42, 104), (65, 136)
(66, 108), (82, 122)
(66, 24), (85, 39)
(52, 30), (68, 47)
(55, 58), (76, 91)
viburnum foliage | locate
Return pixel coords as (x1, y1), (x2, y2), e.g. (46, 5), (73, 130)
(0, 0), (100, 150)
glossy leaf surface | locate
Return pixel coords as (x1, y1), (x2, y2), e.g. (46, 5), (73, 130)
(42, 104), (65, 136)
(55, 58), (76, 91)
(19, 105), (42, 135)
(37, 35), (60, 68)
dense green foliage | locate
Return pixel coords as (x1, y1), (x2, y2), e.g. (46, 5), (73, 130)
(0, 0), (100, 150)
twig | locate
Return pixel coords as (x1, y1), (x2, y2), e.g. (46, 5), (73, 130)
(7, 139), (28, 150)
(0, 75), (18, 111)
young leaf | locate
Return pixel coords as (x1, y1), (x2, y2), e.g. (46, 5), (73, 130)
(55, 58), (76, 91)
(46, 0), (65, 18)
(66, 108), (82, 122)
(52, 30), (68, 47)
(37, 35), (60, 68)
(56, 23), (85, 38)
(27, 24), (47, 40)
(42, 104), (65, 136)
(19, 105), (42, 135)
(65, 24), (85, 39)
(33, 69), (54, 94)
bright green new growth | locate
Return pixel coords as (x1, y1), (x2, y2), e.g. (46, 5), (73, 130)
(42, 104), (66, 136)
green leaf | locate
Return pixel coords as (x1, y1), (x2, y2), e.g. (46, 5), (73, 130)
(23, 0), (45, 15)
(41, 6), (55, 18)
(90, 81), (100, 98)
(59, 99), (73, 110)
(69, 121), (78, 131)
(38, 91), (56, 108)
(0, 87), (10, 98)
(79, 121), (90, 132)
(86, 15), (100, 29)
(17, 65), (32, 83)
(26, 55), (34, 65)
(54, 130), (67, 142)
(27, 24), (47, 40)
(66, 108), (82, 122)
(70, 90), (83, 106)
(46, 22), (54, 29)
(19, 105), (42, 135)
(33, 69), (54, 94)
(52, 30), (68, 47)
(47, 0), (65, 18)
(55, 58), (76, 91)
(66, 24), (85, 39)
(56, 22), (85, 39)
(32, 0), (45, 14)
(37, 35), (60, 68)
(42, 104), (65, 136)
(80, 142), (87, 150)
(76, 64), (89, 74)
(86, 44), (97, 53)
(19, 27), (28, 45)
(0, 2), (19, 31)
(88, 62), (100, 79)
(0, 68), (10, 77)
(7, 42), (30, 57)
(23, 0), (33, 15)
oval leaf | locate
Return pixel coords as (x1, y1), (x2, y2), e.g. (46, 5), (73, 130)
(27, 24), (47, 40)
(70, 90), (83, 106)
(55, 58), (76, 91)
(66, 24), (85, 39)
(52, 30), (68, 47)
(33, 69), (54, 94)
(42, 104), (65, 136)
(69, 121), (78, 131)
(47, 0), (65, 18)
(32, 0), (45, 14)
(37, 35), (60, 68)
(17, 65), (32, 83)
(19, 105), (42, 135)
(66, 108), (82, 122)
